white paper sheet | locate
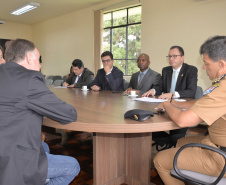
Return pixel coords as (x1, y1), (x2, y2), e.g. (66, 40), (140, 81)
(133, 97), (168, 103)
(54, 86), (67, 88)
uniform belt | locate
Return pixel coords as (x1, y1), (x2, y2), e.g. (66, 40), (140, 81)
(220, 146), (226, 152)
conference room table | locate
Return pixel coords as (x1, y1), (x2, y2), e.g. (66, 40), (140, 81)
(43, 86), (180, 185)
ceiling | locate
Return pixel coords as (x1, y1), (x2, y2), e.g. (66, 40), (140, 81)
(0, 0), (115, 25)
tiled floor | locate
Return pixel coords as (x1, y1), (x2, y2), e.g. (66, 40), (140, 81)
(44, 124), (207, 185)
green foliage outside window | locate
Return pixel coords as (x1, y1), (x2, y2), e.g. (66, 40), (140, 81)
(103, 6), (141, 75)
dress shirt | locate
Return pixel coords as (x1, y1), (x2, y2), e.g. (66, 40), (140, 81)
(106, 67), (113, 75)
(74, 73), (82, 84)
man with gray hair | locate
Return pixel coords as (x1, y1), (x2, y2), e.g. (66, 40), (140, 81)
(0, 39), (80, 185)
(154, 35), (226, 185)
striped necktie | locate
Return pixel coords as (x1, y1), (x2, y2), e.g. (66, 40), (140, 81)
(138, 72), (144, 86)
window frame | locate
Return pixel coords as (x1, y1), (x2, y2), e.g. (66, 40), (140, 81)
(103, 5), (141, 76)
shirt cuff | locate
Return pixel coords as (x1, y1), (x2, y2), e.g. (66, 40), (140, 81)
(174, 91), (180, 98)
(151, 89), (156, 95)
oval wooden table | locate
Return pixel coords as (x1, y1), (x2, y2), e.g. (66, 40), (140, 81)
(43, 87), (179, 185)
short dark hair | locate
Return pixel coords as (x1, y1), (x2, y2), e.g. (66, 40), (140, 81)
(5, 39), (35, 63)
(101, 51), (113, 60)
(170, 46), (184, 56)
(200, 36), (226, 62)
(72, 59), (84, 69)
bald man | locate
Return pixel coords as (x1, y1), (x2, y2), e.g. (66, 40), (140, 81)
(125, 53), (162, 95)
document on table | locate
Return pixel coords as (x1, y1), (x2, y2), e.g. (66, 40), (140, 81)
(54, 86), (67, 88)
(133, 97), (168, 103)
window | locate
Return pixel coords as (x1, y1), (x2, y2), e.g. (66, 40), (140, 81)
(103, 5), (141, 75)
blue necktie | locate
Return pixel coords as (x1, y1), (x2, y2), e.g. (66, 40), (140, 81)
(170, 71), (178, 92)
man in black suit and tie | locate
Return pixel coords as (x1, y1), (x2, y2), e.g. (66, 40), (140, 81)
(89, 51), (124, 91)
(125, 53), (162, 95)
(0, 39), (80, 185)
(143, 46), (198, 149)
(63, 59), (94, 88)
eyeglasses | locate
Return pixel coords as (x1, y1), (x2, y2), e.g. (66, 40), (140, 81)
(39, 56), (42, 63)
(166, 55), (182, 59)
(102, 59), (112, 63)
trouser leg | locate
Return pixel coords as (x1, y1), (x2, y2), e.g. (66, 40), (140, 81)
(42, 141), (50, 153)
(154, 136), (208, 185)
(46, 152), (80, 185)
(42, 142), (80, 185)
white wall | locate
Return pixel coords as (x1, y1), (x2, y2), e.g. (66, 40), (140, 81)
(0, 22), (32, 40)
(141, 0), (226, 90)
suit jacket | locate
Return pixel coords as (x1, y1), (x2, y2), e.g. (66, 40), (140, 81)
(66, 68), (94, 88)
(162, 63), (198, 98)
(0, 62), (77, 185)
(89, 66), (124, 91)
(128, 68), (162, 95)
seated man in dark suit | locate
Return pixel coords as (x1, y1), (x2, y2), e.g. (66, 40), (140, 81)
(0, 39), (80, 185)
(143, 46), (198, 148)
(89, 51), (124, 91)
(125, 53), (162, 95)
(63, 59), (94, 88)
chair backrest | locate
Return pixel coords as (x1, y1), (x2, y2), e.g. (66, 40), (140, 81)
(52, 75), (62, 82)
(47, 75), (54, 80)
(123, 79), (129, 90)
(46, 79), (53, 85)
(53, 79), (63, 86)
(62, 75), (67, 82)
(195, 86), (203, 99)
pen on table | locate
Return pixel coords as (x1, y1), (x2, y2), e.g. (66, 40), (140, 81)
(170, 93), (174, 103)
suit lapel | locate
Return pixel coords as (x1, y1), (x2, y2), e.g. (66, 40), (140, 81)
(137, 68), (150, 89)
(166, 68), (173, 92)
(134, 72), (139, 89)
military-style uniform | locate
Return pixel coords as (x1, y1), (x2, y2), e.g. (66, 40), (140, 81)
(154, 76), (226, 185)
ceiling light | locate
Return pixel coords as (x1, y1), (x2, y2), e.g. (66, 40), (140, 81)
(11, 2), (40, 15)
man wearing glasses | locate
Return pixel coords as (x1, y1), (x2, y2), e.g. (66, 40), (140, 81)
(89, 51), (124, 91)
(0, 45), (6, 65)
(143, 46), (198, 149)
(143, 45), (197, 99)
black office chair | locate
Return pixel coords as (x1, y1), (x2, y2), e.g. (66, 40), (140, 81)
(52, 75), (62, 82)
(170, 143), (226, 185)
(47, 75), (54, 80)
(53, 79), (63, 86)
